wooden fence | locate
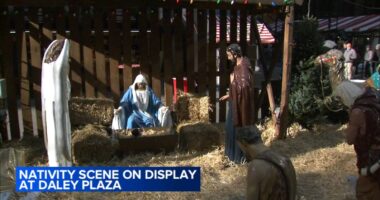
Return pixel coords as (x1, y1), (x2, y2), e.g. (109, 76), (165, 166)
(0, 2), (280, 140)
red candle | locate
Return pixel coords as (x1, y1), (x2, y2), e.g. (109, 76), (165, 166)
(183, 77), (188, 94)
(172, 77), (177, 103)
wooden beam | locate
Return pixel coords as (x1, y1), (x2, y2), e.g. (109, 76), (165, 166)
(276, 5), (294, 139)
(163, 8), (173, 107)
(208, 9), (217, 122)
(251, 15), (277, 124)
(230, 10), (237, 44)
(186, 8), (195, 94)
(82, 10), (96, 98)
(138, 8), (149, 79)
(239, 10), (247, 55)
(218, 9), (227, 122)
(94, 8), (108, 98)
(68, 7), (84, 97)
(173, 8), (184, 95)
(108, 9), (122, 102)
(197, 9), (207, 94)
(149, 8), (162, 98)
(256, 40), (282, 123)
(29, 10), (44, 136)
(15, 9), (27, 138)
(0, 0), (280, 12)
(122, 8), (133, 93)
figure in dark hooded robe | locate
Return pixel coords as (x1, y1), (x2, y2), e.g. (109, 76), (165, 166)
(219, 43), (256, 163)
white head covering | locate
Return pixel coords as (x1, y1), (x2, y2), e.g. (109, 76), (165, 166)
(131, 74), (149, 112)
(133, 74), (148, 85)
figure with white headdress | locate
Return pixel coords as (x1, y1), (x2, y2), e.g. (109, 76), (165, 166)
(41, 39), (72, 167)
(114, 74), (171, 130)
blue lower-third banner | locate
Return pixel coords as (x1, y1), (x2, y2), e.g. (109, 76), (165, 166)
(16, 166), (201, 192)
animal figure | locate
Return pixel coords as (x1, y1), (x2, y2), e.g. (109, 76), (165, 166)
(316, 48), (345, 91)
(317, 49), (366, 110)
(41, 39), (72, 166)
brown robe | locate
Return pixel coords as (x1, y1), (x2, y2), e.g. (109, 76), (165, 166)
(345, 88), (380, 199)
(229, 57), (255, 127)
(247, 150), (297, 200)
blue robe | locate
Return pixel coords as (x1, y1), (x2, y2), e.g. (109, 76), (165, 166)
(119, 87), (162, 129)
(225, 100), (245, 164)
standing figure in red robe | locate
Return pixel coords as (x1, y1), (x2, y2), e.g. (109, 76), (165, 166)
(219, 43), (256, 163)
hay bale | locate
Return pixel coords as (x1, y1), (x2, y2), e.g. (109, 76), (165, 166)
(117, 127), (177, 154)
(117, 127), (175, 138)
(175, 95), (210, 122)
(178, 122), (221, 151)
(72, 124), (117, 164)
(69, 97), (114, 127)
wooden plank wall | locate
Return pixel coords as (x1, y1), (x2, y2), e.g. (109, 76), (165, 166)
(173, 8), (184, 98)
(68, 7), (83, 97)
(1, 9), (19, 140)
(162, 8), (173, 107)
(218, 9), (228, 122)
(15, 9), (26, 138)
(208, 10), (217, 122)
(149, 8), (161, 99)
(0, 5), (258, 139)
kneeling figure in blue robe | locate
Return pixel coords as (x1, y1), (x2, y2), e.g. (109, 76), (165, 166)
(115, 74), (165, 129)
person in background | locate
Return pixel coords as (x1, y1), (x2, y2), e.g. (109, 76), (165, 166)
(341, 42), (347, 54)
(343, 42), (357, 80)
(219, 43), (255, 164)
(361, 45), (374, 78)
(345, 87), (380, 199)
(114, 74), (167, 129)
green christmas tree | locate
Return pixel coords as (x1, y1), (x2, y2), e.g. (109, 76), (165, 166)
(288, 16), (339, 128)
(289, 57), (332, 128)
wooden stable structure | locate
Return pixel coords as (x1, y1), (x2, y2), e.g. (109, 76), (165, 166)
(0, 0), (298, 141)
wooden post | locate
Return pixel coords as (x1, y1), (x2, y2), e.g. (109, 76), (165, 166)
(251, 15), (277, 124)
(256, 40), (282, 124)
(149, 8), (161, 98)
(276, 5), (294, 139)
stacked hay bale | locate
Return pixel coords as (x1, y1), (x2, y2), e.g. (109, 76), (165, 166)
(69, 97), (117, 164)
(175, 94), (210, 123)
(177, 122), (221, 152)
(175, 94), (221, 151)
(69, 97), (114, 127)
(72, 124), (117, 164)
